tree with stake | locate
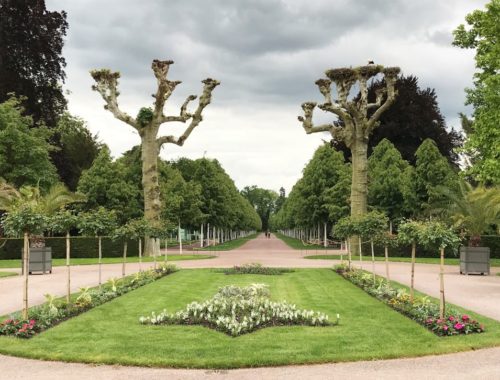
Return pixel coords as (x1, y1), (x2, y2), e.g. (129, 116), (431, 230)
(398, 220), (425, 302)
(299, 64), (400, 252)
(78, 208), (117, 286)
(112, 222), (135, 278)
(417, 221), (460, 318)
(356, 211), (388, 283)
(126, 218), (151, 272)
(374, 230), (398, 284)
(90, 60), (219, 255)
(333, 216), (356, 269)
(49, 210), (79, 303)
(1, 205), (47, 319)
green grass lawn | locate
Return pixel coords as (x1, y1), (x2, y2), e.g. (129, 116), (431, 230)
(275, 232), (332, 250)
(0, 271), (17, 278)
(198, 233), (258, 251)
(0, 268), (498, 368)
(304, 254), (500, 267)
(0, 254), (215, 269)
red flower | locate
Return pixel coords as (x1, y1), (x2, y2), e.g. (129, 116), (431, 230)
(448, 316), (455, 322)
(461, 315), (469, 322)
(454, 323), (464, 330)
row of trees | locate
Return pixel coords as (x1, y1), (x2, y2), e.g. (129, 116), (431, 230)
(271, 138), (459, 242)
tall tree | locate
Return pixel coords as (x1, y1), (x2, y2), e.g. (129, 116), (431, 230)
(50, 113), (101, 191)
(368, 139), (414, 221)
(0, 0), (68, 127)
(453, 0), (500, 184)
(240, 186), (278, 231)
(0, 96), (58, 189)
(90, 60), (219, 254)
(413, 139), (458, 215)
(299, 64), (400, 250)
(332, 76), (463, 166)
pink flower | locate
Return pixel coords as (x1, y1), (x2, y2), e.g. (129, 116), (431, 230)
(443, 325), (448, 331)
(461, 315), (469, 322)
(437, 319), (443, 324)
(448, 316), (455, 322)
(454, 323), (464, 330)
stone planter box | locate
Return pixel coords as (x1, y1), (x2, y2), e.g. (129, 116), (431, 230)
(460, 246), (490, 275)
(21, 247), (52, 275)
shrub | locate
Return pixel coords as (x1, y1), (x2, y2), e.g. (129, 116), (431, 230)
(222, 263), (293, 275)
(140, 284), (335, 336)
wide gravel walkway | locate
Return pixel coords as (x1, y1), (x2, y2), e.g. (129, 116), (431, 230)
(1, 233), (499, 379)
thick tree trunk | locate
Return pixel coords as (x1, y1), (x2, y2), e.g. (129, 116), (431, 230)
(141, 130), (161, 256)
(350, 139), (368, 255)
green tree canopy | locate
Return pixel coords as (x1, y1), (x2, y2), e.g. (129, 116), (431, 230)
(368, 139), (415, 221)
(0, 96), (59, 189)
(453, 0), (500, 184)
(0, 0), (68, 127)
(77, 146), (141, 224)
(241, 186), (278, 231)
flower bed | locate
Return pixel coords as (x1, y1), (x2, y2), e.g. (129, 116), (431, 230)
(0, 264), (178, 339)
(334, 264), (484, 336)
(222, 263), (294, 275)
(140, 283), (335, 336)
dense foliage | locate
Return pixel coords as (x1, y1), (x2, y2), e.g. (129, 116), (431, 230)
(453, 0), (500, 184)
(0, 0), (68, 127)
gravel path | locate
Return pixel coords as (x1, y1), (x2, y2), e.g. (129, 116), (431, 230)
(1, 233), (499, 379)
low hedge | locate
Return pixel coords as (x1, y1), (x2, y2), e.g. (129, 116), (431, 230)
(0, 237), (140, 260)
(361, 235), (500, 259)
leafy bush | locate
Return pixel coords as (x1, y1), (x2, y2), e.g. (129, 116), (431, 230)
(140, 284), (335, 336)
(0, 264), (178, 339)
(334, 265), (484, 336)
(222, 263), (293, 275)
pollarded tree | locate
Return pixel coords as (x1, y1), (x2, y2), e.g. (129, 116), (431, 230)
(299, 64), (400, 245)
(90, 60), (219, 254)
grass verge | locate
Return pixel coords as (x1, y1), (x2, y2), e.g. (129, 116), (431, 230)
(0, 268), (498, 368)
(0, 271), (17, 278)
(0, 255), (215, 269)
(304, 254), (500, 267)
(274, 232), (333, 250)
(198, 233), (258, 251)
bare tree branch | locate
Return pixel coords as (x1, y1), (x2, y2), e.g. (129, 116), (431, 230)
(367, 68), (400, 130)
(90, 69), (138, 129)
(162, 95), (197, 123)
(158, 78), (220, 148)
(298, 102), (332, 134)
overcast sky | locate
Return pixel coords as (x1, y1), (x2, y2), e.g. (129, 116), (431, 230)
(46, 0), (484, 194)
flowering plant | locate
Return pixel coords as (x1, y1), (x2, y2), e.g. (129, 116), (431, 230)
(334, 265), (484, 336)
(0, 318), (38, 338)
(140, 284), (336, 336)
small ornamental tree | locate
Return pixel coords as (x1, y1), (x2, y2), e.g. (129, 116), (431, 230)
(417, 221), (460, 318)
(149, 220), (171, 267)
(374, 231), (398, 283)
(398, 220), (424, 302)
(125, 218), (151, 272)
(78, 207), (117, 286)
(333, 216), (357, 268)
(112, 222), (135, 278)
(1, 205), (47, 318)
(50, 210), (79, 303)
(355, 211), (389, 282)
